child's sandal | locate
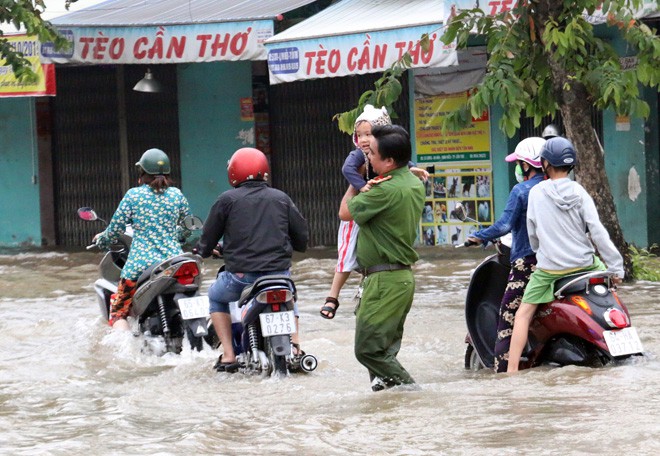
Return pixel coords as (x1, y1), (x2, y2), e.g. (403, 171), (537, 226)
(320, 297), (340, 319)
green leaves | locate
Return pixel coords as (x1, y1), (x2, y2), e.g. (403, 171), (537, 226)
(434, 0), (660, 137)
(335, 1), (659, 139)
(1, 0), (73, 82)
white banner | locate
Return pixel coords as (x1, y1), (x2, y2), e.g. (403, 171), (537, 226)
(41, 21), (274, 64)
(266, 25), (457, 84)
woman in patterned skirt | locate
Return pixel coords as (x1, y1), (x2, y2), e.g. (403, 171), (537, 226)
(466, 137), (546, 372)
(94, 148), (191, 330)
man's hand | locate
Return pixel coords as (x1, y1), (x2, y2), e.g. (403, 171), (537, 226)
(410, 167), (429, 182)
(466, 236), (482, 245)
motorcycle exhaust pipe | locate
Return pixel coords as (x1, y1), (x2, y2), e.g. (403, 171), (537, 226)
(300, 354), (318, 372)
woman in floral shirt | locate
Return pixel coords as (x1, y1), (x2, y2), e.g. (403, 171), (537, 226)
(94, 148), (191, 330)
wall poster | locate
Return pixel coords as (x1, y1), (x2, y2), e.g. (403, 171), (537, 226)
(414, 90), (493, 246)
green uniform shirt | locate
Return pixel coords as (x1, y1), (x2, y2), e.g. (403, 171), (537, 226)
(348, 166), (425, 269)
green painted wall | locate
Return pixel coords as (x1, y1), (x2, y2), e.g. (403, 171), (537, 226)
(602, 110), (648, 247)
(489, 104), (514, 219)
(177, 61), (254, 221)
(0, 98), (41, 246)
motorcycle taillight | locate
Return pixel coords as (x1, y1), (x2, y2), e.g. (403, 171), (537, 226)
(173, 262), (199, 285)
(256, 289), (292, 304)
(604, 308), (629, 328)
(589, 277), (606, 285)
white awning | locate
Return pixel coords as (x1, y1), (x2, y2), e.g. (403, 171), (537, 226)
(41, 0), (318, 64)
(264, 0), (458, 84)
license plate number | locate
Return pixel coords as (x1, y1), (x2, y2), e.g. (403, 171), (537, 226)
(603, 327), (644, 357)
(177, 295), (210, 320)
(259, 311), (296, 337)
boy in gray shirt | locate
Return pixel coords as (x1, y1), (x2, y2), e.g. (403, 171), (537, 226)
(507, 137), (624, 373)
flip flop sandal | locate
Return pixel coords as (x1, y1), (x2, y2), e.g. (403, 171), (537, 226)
(320, 297), (339, 320)
(213, 354), (240, 373)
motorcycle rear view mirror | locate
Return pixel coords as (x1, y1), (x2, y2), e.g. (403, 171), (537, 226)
(183, 215), (204, 231)
(454, 203), (467, 222)
(77, 207), (99, 222)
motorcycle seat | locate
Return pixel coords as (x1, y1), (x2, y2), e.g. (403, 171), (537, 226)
(237, 275), (296, 307)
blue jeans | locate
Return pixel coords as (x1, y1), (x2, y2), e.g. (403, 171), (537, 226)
(208, 270), (298, 315)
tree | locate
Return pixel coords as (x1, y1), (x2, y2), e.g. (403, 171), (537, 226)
(336, 0), (660, 279)
(0, 0), (77, 82)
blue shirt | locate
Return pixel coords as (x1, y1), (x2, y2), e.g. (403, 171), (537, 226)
(342, 148), (417, 192)
(472, 173), (544, 263)
(96, 185), (191, 280)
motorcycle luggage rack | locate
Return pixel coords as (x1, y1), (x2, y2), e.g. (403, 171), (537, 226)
(554, 271), (612, 299)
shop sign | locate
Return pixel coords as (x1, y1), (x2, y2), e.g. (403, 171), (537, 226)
(266, 25), (457, 84)
(0, 34), (55, 97)
(41, 21), (274, 64)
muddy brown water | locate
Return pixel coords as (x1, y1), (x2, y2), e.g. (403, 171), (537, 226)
(0, 247), (658, 455)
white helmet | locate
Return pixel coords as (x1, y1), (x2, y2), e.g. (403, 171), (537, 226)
(505, 137), (545, 168)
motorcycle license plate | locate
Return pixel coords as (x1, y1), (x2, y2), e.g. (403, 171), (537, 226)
(603, 327), (644, 357)
(259, 311), (296, 337)
(177, 295), (210, 320)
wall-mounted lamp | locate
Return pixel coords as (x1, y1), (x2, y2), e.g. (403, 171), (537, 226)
(133, 68), (162, 93)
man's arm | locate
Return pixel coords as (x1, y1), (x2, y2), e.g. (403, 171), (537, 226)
(288, 202), (309, 252)
(195, 199), (225, 258)
(339, 185), (358, 221)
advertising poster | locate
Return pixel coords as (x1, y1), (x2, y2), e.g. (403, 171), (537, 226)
(420, 165), (493, 247)
(0, 35), (56, 97)
(414, 91), (493, 246)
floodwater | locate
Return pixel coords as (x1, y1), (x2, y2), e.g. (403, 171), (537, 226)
(1, 247), (658, 456)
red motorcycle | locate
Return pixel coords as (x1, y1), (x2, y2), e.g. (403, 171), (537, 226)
(455, 204), (644, 371)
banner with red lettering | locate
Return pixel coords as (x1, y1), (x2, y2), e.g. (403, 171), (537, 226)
(265, 24), (457, 84)
(40, 21), (274, 64)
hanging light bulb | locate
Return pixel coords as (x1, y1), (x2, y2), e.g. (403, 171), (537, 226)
(133, 68), (163, 93)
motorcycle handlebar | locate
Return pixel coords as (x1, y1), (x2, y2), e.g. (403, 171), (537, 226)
(456, 239), (480, 248)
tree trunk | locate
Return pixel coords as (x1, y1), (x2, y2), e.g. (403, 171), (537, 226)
(546, 65), (633, 279)
(535, 1), (633, 279)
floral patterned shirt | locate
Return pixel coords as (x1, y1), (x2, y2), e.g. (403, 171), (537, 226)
(96, 185), (191, 280)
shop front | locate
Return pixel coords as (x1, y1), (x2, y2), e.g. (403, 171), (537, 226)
(0, 0), (318, 247)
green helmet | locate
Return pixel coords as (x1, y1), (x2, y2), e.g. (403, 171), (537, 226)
(136, 148), (170, 175)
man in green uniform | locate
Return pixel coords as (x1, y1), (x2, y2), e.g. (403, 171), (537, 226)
(339, 124), (425, 391)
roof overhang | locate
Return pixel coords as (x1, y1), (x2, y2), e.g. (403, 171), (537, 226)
(41, 0), (317, 64)
(264, 0), (458, 84)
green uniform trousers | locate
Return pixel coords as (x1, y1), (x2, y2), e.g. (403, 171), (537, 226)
(354, 269), (415, 385)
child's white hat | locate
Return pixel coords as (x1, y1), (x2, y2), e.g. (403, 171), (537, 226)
(353, 104), (392, 147)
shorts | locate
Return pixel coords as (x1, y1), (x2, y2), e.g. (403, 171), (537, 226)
(336, 220), (359, 273)
(207, 270), (299, 316)
(522, 256), (605, 304)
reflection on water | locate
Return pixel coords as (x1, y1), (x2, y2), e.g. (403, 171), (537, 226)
(0, 248), (659, 455)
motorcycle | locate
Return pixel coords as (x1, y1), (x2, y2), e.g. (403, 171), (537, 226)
(454, 203), (645, 371)
(77, 206), (209, 355)
(203, 262), (318, 377)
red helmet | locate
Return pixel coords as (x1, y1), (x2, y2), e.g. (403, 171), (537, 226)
(227, 147), (270, 187)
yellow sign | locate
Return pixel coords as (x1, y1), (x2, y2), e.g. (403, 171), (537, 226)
(414, 91), (490, 162)
(0, 34), (56, 97)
